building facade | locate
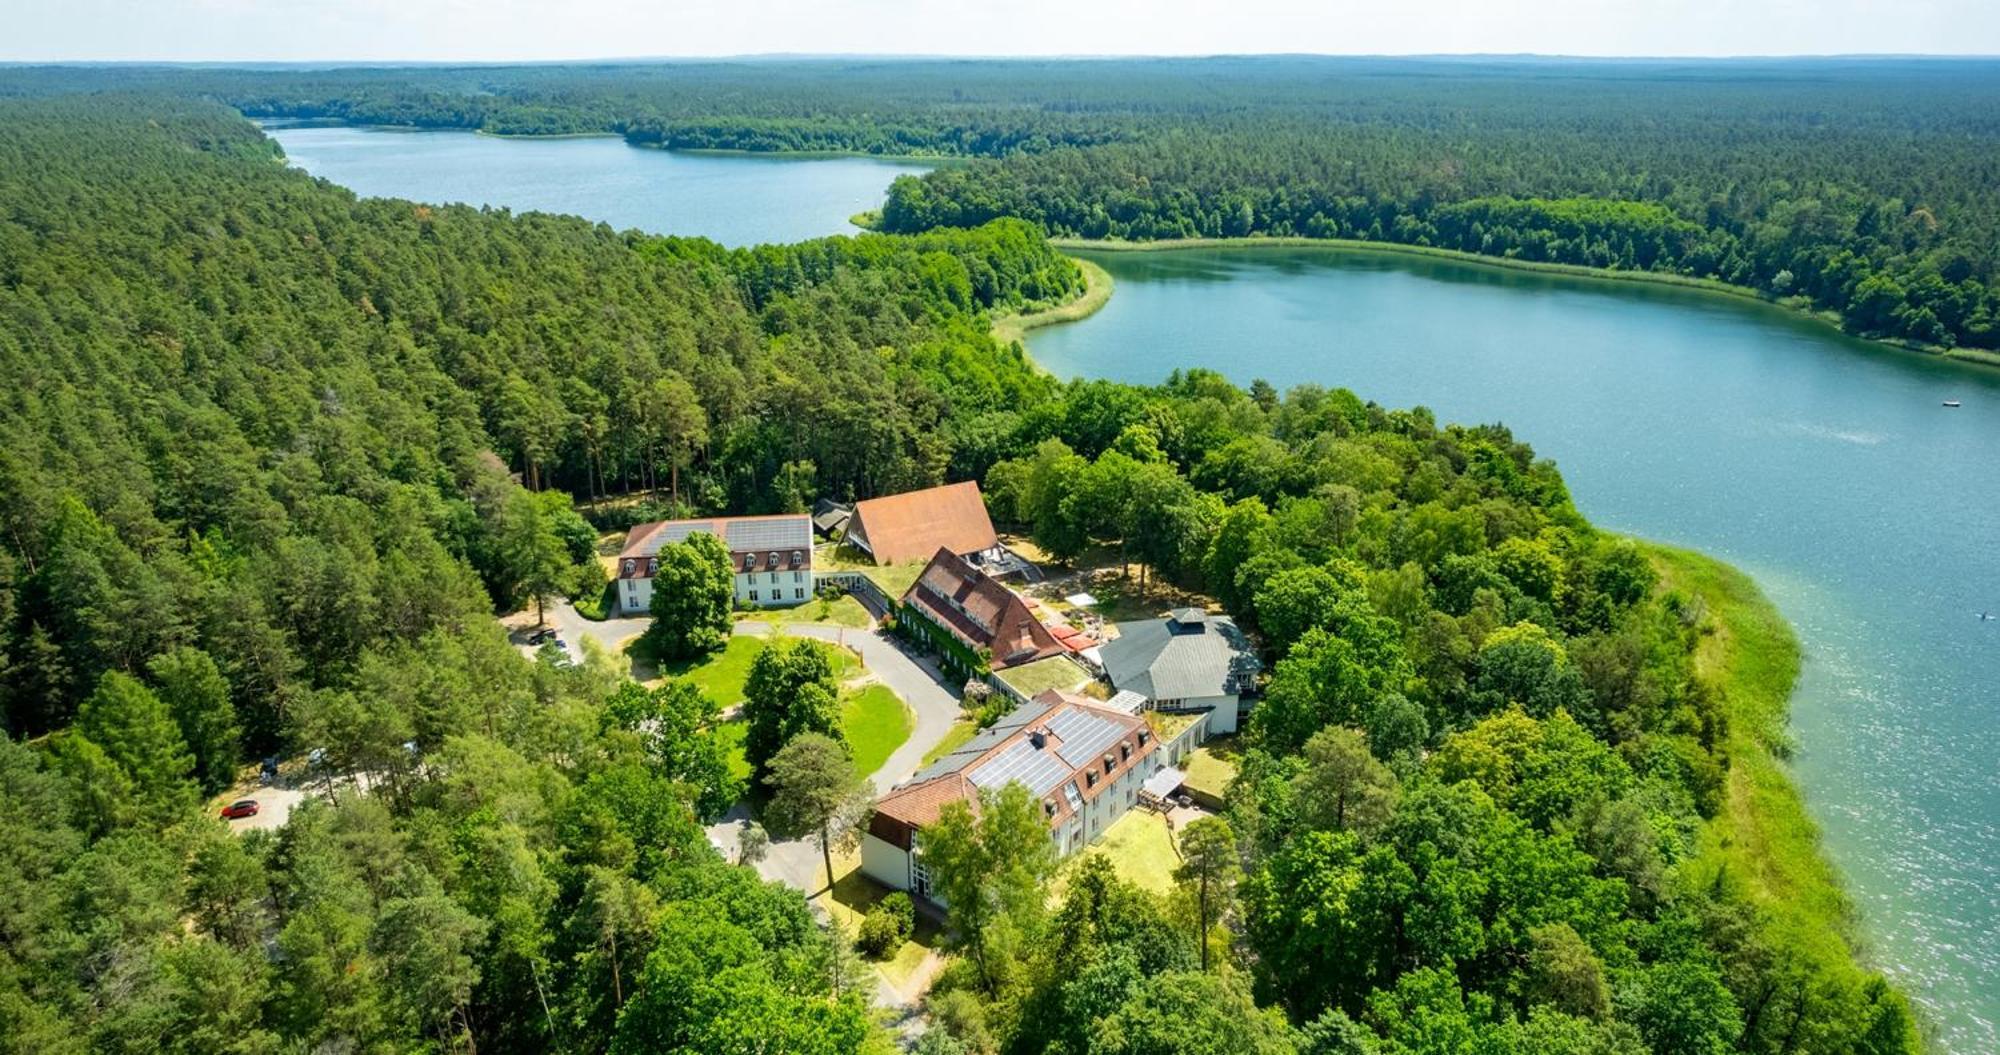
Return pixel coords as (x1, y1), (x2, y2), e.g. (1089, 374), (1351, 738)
(1098, 608), (1261, 734)
(616, 514), (815, 616)
(899, 546), (1066, 677)
(862, 691), (1163, 901)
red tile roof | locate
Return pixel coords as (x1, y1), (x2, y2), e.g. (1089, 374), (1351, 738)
(847, 481), (999, 565)
(903, 547), (1065, 670)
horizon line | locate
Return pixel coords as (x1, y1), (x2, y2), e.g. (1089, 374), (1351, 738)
(6, 51), (2000, 68)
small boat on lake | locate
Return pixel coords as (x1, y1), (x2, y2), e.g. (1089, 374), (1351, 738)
(1943, 399), (1962, 407)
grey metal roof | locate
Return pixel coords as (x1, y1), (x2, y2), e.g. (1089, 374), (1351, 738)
(724, 518), (812, 550)
(632, 516), (811, 557)
(1100, 614), (1260, 701)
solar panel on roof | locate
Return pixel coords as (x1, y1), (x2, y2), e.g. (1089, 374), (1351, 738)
(725, 518), (812, 549)
(1048, 708), (1127, 769)
(968, 739), (1070, 796)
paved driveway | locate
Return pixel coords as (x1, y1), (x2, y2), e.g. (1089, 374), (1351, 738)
(731, 621), (962, 793)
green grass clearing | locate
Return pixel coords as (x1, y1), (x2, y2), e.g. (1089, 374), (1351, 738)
(715, 678), (909, 783)
(816, 543), (929, 598)
(734, 594), (874, 629)
(841, 683), (913, 778)
(1182, 736), (1240, 801)
(1076, 809), (1182, 897)
(660, 633), (858, 709)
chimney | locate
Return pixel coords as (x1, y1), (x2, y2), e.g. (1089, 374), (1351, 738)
(1029, 729), (1047, 749)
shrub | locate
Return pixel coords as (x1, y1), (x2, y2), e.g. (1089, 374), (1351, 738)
(857, 905), (904, 959)
(880, 891), (915, 940)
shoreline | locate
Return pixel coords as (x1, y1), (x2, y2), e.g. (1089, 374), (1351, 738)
(1049, 236), (2000, 370)
(989, 256), (1114, 350)
(1643, 542), (1925, 1047)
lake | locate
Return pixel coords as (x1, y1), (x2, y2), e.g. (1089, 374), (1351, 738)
(256, 126), (1997, 1050)
(266, 124), (931, 247)
(1029, 247), (1999, 1052)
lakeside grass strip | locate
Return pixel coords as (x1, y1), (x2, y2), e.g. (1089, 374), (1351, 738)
(1642, 543), (1890, 991)
(989, 256), (1114, 348)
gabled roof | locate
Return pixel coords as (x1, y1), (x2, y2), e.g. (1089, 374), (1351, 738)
(1100, 611), (1261, 701)
(902, 547), (1064, 669)
(872, 691), (1157, 849)
(616, 514), (813, 579)
(846, 481), (999, 565)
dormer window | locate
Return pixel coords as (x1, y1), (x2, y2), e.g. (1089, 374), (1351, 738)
(742, 554), (755, 572)
(791, 549), (803, 567)
(1086, 771), (1098, 789)
(768, 551), (780, 568)
(645, 558), (657, 576)
(1137, 731), (1150, 747)
(622, 558), (635, 576)
(1120, 742), (1131, 761)
(1102, 755), (1115, 776)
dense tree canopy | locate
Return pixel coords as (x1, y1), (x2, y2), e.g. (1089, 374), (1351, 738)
(0, 81), (1931, 1055)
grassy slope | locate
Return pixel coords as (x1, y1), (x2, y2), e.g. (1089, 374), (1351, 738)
(1644, 543), (1879, 983)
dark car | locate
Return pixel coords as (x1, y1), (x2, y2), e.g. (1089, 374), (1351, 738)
(527, 627), (558, 645)
(219, 799), (260, 820)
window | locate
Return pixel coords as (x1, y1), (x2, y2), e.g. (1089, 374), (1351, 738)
(1120, 742), (1130, 761)
(1085, 771), (1098, 789)
(645, 558), (657, 576)
(767, 551), (780, 569)
(793, 570), (803, 583)
(791, 549), (803, 566)
(794, 588), (805, 599)
(621, 558), (635, 576)
(742, 554), (755, 572)
(749, 589), (759, 601)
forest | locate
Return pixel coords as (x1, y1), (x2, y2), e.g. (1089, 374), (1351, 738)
(0, 89), (1923, 1054)
(4, 57), (1995, 350)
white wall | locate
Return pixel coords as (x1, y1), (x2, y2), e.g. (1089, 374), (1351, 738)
(860, 833), (911, 892)
(619, 563), (815, 615)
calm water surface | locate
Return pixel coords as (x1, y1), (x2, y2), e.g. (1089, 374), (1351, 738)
(257, 127), (1997, 1050)
(1030, 248), (2000, 1051)
(266, 124), (931, 247)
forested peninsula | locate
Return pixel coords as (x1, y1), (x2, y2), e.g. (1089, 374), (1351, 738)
(6, 57), (1994, 356)
(0, 88), (1922, 1054)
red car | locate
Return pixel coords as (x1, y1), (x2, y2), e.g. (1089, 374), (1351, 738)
(219, 799), (260, 820)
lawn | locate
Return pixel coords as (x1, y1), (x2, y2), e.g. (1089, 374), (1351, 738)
(715, 720), (751, 783)
(715, 679), (911, 783)
(661, 633), (858, 709)
(1081, 809), (1182, 897)
(660, 634), (767, 708)
(841, 683), (913, 778)
(1182, 736), (1240, 801)
(734, 594), (873, 629)
(996, 655), (1093, 698)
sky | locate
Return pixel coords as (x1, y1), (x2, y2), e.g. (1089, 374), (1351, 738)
(4, 0), (1996, 63)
